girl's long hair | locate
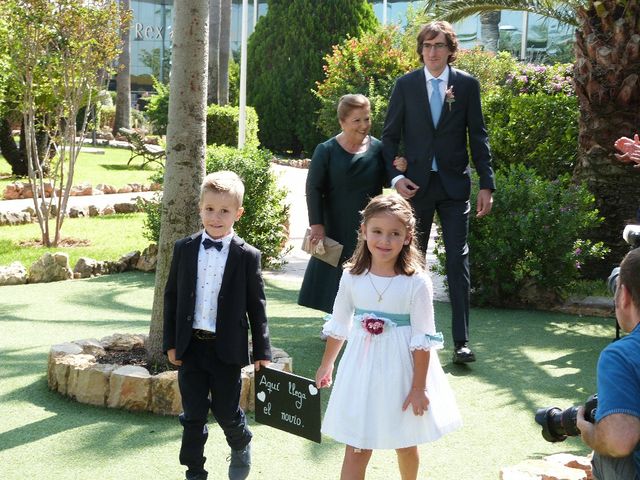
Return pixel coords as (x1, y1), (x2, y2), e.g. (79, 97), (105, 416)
(345, 193), (425, 276)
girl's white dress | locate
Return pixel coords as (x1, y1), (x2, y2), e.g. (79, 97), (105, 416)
(321, 270), (462, 449)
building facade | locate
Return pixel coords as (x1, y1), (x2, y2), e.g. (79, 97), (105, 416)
(128, 0), (573, 95)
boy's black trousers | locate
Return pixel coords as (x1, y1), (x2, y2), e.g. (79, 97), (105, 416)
(177, 336), (252, 474)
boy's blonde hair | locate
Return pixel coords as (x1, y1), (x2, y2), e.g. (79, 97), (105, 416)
(345, 193), (425, 275)
(200, 170), (245, 206)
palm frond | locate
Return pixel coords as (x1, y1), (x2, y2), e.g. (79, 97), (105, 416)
(423, 0), (584, 28)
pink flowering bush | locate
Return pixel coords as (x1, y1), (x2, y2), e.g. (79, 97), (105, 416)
(314, 27), (414, 139)
(503, 63), (574, 96)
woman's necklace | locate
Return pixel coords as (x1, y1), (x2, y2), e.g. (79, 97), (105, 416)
(367, 272), (394, 302)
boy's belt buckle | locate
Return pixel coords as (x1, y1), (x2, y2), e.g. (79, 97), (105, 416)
(193, 329), (216, 340)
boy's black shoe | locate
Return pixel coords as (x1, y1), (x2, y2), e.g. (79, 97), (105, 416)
(228, 442), (251, 480)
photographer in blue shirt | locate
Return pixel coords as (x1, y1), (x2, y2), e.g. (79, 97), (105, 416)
(577, 248), (640, 480)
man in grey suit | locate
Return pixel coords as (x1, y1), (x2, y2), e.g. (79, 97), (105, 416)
(382, 21), (495, 364)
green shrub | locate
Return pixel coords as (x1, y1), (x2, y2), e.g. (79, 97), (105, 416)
(247, 0), (378, 155)
(139, 194), (162, 244)
(314, 27), (414, 139)
(206, 145), (289, 268)
(454, 48), (518, 94)
(98, 105), (115, 130)
(206, 104), (259, 148)
(434, 165), (607, 307)
(131, 109), (146, 129)
(141, 146), (289, 268)
(146, 77), (169, 135)
(228, 57), (239, 107)
(484, 91), (578, 179)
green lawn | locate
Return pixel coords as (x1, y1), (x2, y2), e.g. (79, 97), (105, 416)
(0, 213), (149, 267)
(0, 272), (609, 479)
(0, 145), (161, 198)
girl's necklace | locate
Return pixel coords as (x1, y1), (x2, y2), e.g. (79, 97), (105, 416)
(367, 272), (394, 302)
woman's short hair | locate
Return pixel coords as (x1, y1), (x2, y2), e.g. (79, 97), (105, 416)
(337, 94), (370, 121)
(416, 21), (459, 64)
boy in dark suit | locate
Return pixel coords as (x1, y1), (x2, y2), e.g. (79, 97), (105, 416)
(163, 170), (272, 480)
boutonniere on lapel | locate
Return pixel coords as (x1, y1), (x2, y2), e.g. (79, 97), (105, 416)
(445, 86), (455, 111)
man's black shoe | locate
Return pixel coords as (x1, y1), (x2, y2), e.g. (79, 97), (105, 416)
(452, 343), (476, 364)
(186, 471), (207, 480)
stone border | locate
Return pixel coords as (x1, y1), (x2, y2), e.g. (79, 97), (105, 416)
(270, 158), (310, 169)
(501, 453), (593, 479)
(0, 194), (158, 226)
(0, 245), (157, 286)
(47, 333), (292, 415)
(2, 181), (161, 201)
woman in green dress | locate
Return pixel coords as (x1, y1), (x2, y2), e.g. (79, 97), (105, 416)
(298, 94), (405, 316)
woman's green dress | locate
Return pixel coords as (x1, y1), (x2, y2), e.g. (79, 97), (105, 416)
(297, 136), (387, 313)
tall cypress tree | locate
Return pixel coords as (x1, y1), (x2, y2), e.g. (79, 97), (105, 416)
(248, 0), (377, 155)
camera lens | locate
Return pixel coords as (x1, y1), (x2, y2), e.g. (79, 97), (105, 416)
(535, 394), (598, 443)
(535, 406), (567, 442)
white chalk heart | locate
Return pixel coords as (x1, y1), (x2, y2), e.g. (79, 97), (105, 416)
(308, 384), (318, 396)
(257, 391), (266, 402)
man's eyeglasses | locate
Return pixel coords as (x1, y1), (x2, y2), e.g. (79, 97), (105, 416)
(422, 42), (448, 51)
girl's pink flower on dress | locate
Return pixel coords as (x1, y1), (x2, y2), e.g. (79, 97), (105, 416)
(445, 86), (455, 111)
(361, 314), (385, 335)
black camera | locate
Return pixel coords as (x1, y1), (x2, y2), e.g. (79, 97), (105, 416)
(535, 394), (598, 442)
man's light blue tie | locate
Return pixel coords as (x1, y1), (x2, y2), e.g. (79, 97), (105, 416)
(430, 78), (442, 172)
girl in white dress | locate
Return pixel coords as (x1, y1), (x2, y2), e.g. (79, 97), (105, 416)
(315, 193), (462, 480)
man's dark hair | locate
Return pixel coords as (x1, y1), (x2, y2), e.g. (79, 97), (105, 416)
(620, 247), (640, 308)
(416, 20), (459, 64)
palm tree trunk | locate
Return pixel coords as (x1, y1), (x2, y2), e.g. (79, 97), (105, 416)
(573, 0), (640, 277)
(218, 0), (232, 105)
(113, 0), (131, 133)
(480, 11), (501, 52)
(147, 0), (209, 365)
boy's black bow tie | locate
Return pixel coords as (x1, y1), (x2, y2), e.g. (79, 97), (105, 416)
(202, 238), (223, 251)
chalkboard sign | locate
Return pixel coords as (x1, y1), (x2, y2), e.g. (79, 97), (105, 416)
(254, 367), (321, 443)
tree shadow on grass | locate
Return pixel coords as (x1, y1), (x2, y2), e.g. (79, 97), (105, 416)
(1, 272), (154, 330)
(442, 304), (611, 413)
(98, 163), (158, 172)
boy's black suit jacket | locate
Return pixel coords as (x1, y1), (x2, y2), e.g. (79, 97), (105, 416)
(162, 231), (272, 367)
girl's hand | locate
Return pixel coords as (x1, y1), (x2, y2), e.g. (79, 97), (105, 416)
(254, 359), (270, 371)
(402, 388), (430, 416)
(167, 348), (182, 366)
(393, 156), (408, 173)
(315, 363), (334, 389)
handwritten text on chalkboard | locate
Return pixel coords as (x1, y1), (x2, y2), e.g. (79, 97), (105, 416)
(254, 367), (321, 443)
